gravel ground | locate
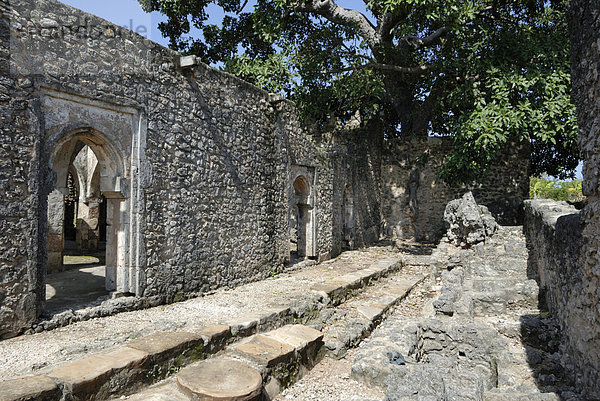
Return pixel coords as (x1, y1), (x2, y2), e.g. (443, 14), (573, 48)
(275, 348), (385, 401)
(0, 246), (398, 380)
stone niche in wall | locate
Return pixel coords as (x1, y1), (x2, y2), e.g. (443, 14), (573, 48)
(289, 164), (317, 260)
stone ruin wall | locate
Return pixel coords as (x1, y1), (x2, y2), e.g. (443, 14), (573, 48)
(564, 0), (600, 397)
(0, 0), (385, 338)
(522, 200), (595, 394)
(0, 0), (530, 338)
(381, 137), (530, 242)
(519, 1), (600, 397)
(0, 0), (45, 340)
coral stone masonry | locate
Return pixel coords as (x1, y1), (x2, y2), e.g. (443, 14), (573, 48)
(0, 0), (529, 339)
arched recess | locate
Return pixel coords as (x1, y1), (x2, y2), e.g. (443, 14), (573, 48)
(292, 175), (316, 258)
(46, 127), (134, 295)
(71, 146), (101, 252)
(343, 184), (355, 249)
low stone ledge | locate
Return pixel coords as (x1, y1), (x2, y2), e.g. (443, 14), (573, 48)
(323, 275), (424, 359)
(310, 257), (402, 305)
(229, 315), (260, 338)
(263, 324), (323, 351)
(200, 324), (232, 353)
(47, 346), (149, 400)
(127, 331), (204, 365)
(401, 254), (433, 266)
(232, 335), (296, 367)
(0, 376), (59, 401)
(357, 304), (386, 321)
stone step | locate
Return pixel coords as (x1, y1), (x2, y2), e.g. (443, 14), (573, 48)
(466, 257), (528, 278)
(469, 277), (532, 292)
(320, 276), (425, 358)
(484, 390), (561, 401)
(310, 257), (403, 305)
(0, 257), (403, 401)
(0, 376), (59, 401)
(121, 324), (324, 401)
(471, 279), (539, 316)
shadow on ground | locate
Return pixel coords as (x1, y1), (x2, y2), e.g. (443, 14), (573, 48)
(45, 258), (109, 313)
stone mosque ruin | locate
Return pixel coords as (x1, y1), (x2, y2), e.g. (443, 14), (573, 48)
(0, 0), (599, 399)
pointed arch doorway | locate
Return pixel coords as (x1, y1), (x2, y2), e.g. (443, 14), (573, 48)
(45, 127), (135, 310)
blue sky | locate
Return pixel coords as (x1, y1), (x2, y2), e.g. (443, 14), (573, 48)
(57, 0), (371, 49)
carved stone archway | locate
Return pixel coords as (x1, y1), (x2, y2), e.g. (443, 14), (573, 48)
(46, 127), (137, 296)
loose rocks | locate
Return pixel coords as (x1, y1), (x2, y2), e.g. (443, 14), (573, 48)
(444, 191), (498, 247)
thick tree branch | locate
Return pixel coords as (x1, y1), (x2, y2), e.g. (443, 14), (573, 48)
(399, 26), (448, 51)
(292, 0), (380, 49)
(237, 0), (249, 13)
(368, 62), (431, 73)
(320, 62), (431, 75)
(378, 12), (401, 43)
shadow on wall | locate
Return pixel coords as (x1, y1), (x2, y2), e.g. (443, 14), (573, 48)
(519, 312), (577, 400)
(381, 138), (529, 244)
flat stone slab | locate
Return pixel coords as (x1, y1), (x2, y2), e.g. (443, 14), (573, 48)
(0, 376), (59, 401)
(263, 324), (323, 351)
(127, 331), (203, 360)
(401, 254), (433, 266)
(200, 324), (231, 340)
(48, 346), (148, 398)
(369, 258), (401, 271)
(310, 280), (346, 293)
(177, 359), (262, 401)
(357, 304), (386, 321)
(382, 278), (422, 297)
(232, 334), (295, 366)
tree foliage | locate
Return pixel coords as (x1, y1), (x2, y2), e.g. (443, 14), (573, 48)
(139, 0), (578, 184)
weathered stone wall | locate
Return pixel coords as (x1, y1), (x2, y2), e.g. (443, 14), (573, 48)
(565, 0), (600, 397)
(276, 104), (383, 260)
(0, 0), (530, 338)
(0, 0), (45, 339)
(0, 0), (384, 337)
(381, 137), (529, 242)
(522, 200), (599, 397)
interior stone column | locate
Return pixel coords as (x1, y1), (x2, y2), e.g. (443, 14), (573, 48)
(47, 189), (65, 273)
(76, 197), (100, 252)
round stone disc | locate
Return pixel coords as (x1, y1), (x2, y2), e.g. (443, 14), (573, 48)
(176, 359), (263, 401)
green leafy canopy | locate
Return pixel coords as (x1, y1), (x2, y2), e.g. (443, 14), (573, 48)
(140, 0), (578, 184)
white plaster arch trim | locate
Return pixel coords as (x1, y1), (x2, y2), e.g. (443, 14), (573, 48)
(49, 127), (128, 198)
(293, 174), (313, 207)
